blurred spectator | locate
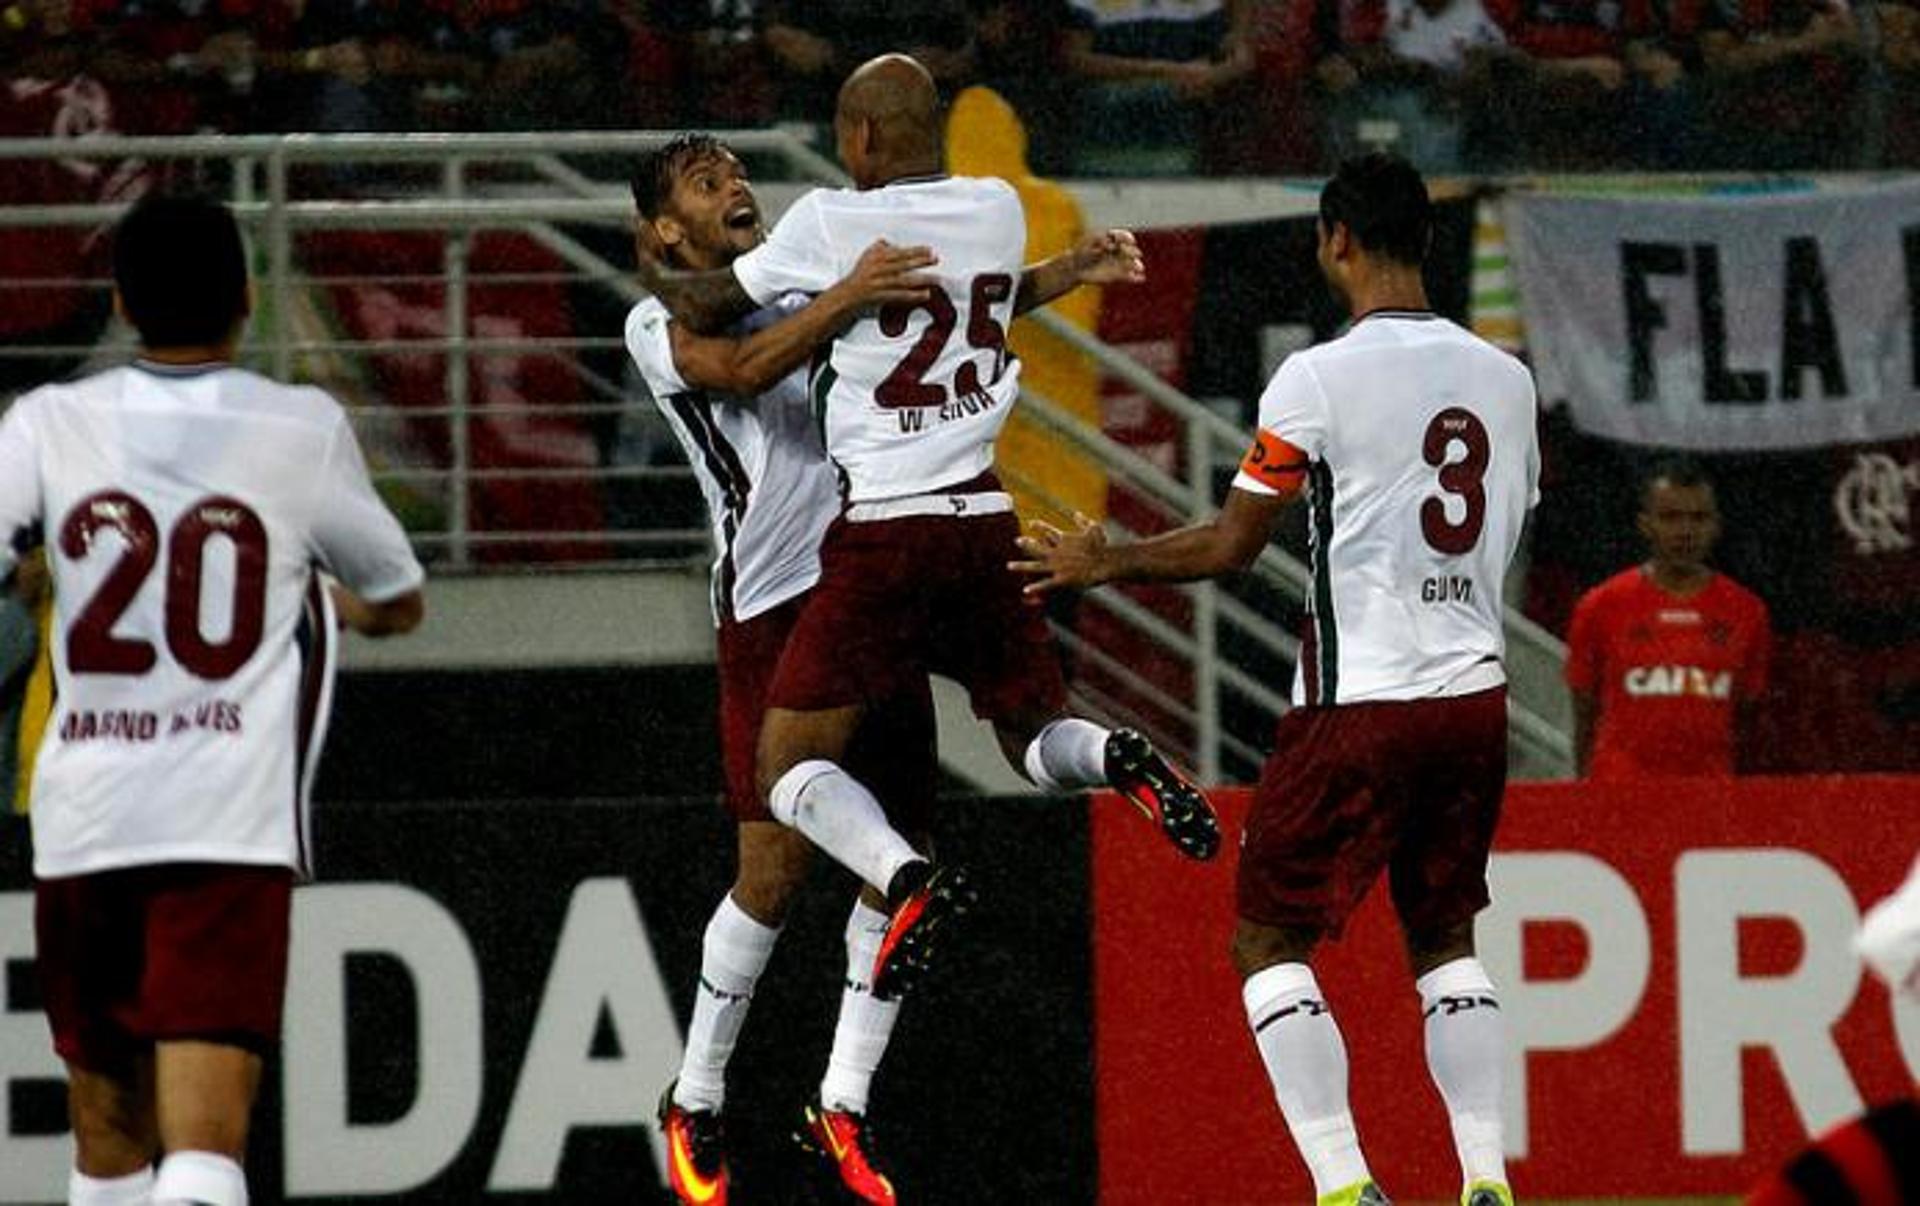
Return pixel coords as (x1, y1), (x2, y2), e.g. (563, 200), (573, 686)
(285, 0), (627, 133)
(1319, 0), (1510, 171)
(1565, 457), (1773, 780)
(1061, 0), (1256, 174)
(0, 3), (145, 391)
(1479, 0), (1690, 168)
(68, 0), (299, 134)
(0, 553), (46, 811)
(1688, 0), (1859, 161)
(640, 0), (777, 126)
(1883, 0), (1920, 165)
(1689, 0), (1864, 168)
(969, 0), (1074, 172)
(761, 0), (975, 119)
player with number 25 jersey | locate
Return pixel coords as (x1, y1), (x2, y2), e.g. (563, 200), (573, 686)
(730, 173), (1025, 502)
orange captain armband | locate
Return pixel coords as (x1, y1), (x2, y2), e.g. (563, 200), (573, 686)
(1238, 429), (1309, 497)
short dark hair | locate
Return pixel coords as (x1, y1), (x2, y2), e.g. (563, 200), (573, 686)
(1639, 454), (1714, 507)
(1318, 152), (1433, 267)
(112, 194), (248, 348)
(630, 132), (728, 219)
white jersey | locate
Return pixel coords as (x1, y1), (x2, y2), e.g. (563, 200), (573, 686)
(0, 362), (424, 878)
(1234, 312), (1540, 707)
(731, 175), (1027, 502)
(624, 295), (839, 624)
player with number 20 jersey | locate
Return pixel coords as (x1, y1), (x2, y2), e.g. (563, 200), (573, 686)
(0, 195), (422, 1206)
(0, 361), (421, 880)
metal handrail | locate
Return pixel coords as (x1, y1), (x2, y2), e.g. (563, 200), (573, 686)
(0, 129), (1573, 776)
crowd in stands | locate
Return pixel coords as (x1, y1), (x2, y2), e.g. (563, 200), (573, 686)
(2, 0), (1917, 174)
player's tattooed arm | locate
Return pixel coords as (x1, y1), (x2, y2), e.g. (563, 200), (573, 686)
(1014, 228), (1145, 316)
(1012, 487), (1287, 595)
(669, 240), (935, 396)
(633, 224), (758, 335)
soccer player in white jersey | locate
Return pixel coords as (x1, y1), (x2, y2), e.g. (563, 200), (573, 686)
(1017, 153), (1540, 1206)
(630, 130), (1175, 1204)
(627, 132), (941, 1206)
(0, 195), (425, 1206)
(637, 53), (1222, 1023)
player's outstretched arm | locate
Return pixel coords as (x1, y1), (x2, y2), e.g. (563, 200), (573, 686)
(1014, 229), (1144, 316)
(1012, 486), (1287, 595)
(330, 579), (424, 638)
(668, 240), (935, 396)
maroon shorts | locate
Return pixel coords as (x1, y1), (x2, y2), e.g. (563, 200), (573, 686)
(35, 863), (293, 1075)
(767, 509), (1067, 727)
(1238, 686), (1508, 938)
(719, 593), (937, 830)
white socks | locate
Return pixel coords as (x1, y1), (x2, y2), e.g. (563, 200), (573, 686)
(768, 760), (922, 896)
(1022, 718), (1110, 791)
(674, 894), (782, 1112)
(1242, 963), (1369, 1196)
(820, 899), (904, 1114)
(152, 1152), (245, 1206)
(70, 1167), (153, 1206)
(1419, 957), (1508, 1188)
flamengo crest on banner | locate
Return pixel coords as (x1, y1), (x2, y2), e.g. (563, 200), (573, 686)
(1834, 451), (1917, 555)
(1503, 182), (1920, 451)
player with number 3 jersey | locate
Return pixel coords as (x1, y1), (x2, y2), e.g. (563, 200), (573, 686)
(0, 195), (423, 1206)
(1017, 154), (1539, 1206)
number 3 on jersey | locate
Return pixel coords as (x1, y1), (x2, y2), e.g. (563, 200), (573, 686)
(875, 273), (1013, 409)
(1421, 407), (1489, 555)
(61, 490), (268, 680)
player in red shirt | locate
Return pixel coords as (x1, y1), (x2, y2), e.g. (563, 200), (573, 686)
(1564, 457), (1772, 779)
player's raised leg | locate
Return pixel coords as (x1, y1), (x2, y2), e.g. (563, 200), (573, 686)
(1234, 921), (1385, 1206)
(759, 704), (971, 1001)
(1410, 925), (1512, 1206)
(1005, 716), (1221, 861)
(66, 1061), (157, 1206)
(150, 1041), (260, 1206)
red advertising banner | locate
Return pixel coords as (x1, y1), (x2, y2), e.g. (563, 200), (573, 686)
(1092, 777), (1920, 1203)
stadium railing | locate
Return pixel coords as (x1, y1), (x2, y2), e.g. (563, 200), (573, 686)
(0, 130), (1573, 781)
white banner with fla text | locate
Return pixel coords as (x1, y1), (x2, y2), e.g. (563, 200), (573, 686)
(1504, 182), (1920, 450)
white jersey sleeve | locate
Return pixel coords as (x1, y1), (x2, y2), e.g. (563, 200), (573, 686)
(1859, 853), (1920, 1002)
(1232, 356), (1328, 496)
(309, 411), (424, 603)
(623, 297), (692, 398)
(0, 393), (47, 581)
(732, 190), (839, 304)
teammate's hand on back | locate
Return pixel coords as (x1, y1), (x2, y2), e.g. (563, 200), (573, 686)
(839, 239), (938, 307)
(1011, 512), (1110, 595)
(1070, 229), (1145, 288)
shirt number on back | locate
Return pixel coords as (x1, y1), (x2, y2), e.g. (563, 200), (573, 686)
(874, 273), (1013, 409)
(1420, 407), (1489, 555)
(61, 491), (269, 680)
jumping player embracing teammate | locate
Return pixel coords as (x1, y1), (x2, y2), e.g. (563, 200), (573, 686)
(628, 133), (939, 1206)
(636, 50), (1220, 1129)
(1017, 153), (1540, 1206)
(629, 127), (1182, 1203)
